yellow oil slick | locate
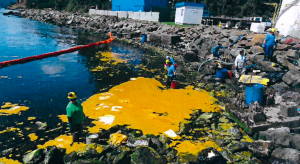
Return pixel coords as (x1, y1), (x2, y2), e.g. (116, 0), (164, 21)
(88, 126), (102, 133)
(100, 52), (126, 65)
(0, 103), (29, 116)
(172, 140), (222, 156)
(0, 157), (21, 164)
(28, 117), (36, 121)
(38, 135), (88, 154)
(82, 77), (220, 135)
(1, 102), (17, 108)
(0, 127), (20, 134)
(108, 132), (127, 146)
(28, 133), (38, 141)
(58, 115), (68, 123)
(16, 122), (23, 125)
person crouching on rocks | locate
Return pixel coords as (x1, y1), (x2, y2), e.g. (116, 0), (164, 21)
(212, 43), (226, 59)
(234, 49), (247, 78)
(66, 92), (85, 143)
(166, 60), (176, 88)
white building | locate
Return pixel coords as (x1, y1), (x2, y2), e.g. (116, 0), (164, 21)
(175, 2), (204, 25)
(275, 0), (300, 38)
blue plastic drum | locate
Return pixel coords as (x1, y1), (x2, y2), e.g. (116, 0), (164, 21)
(216, 68), (228, 79)
(245, 84), (264, 106)
(142, 34), (147, 42)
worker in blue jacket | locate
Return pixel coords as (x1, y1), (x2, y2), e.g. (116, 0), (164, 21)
(263, 29), (276, 61)
(166, 60), (176, 88)
(212, 43), (226, 58)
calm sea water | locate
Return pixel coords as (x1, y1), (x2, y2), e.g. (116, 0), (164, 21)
(0, 8), (164, 152)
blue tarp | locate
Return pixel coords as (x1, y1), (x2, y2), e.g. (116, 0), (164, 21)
(175, 2), (205, 8)
(112, 0), (168, 12)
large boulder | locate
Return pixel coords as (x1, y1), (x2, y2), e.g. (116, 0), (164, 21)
(259, 127), (292, 148)
(247, 140), (271, 157)
(271, 148), (300, 164)
(290, 134), (300, 151)
(197, 147), (227, 164)
(286, 49), (299, 59)
(282, 70), (300, 87)
(250, 46), (264, 55)
(130, 146), (165, 164)
(148, 33), (161, 43)
(161, 34), (181, 45)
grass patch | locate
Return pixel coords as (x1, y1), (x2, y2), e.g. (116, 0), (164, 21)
(161, 22), (196, 27)
(227, 111), (249, 133)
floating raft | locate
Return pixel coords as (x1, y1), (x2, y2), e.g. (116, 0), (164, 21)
(0, 33), (114, 69)
(239, 75), (269, 85)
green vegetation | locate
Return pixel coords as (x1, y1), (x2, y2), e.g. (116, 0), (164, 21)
(25, 0), (280, 18)
(162, 22), (196, 27)
(26, 0), (110, 12)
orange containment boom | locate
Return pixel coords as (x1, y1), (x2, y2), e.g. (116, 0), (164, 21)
(0, 33), (114, 69)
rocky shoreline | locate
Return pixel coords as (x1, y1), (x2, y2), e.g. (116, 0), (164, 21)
(3, 8), (300, 164)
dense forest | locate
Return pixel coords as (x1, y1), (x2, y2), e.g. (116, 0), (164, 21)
(26, 0), (281, 18)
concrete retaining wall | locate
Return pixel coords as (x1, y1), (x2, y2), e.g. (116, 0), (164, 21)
(89, 9), (159, 22)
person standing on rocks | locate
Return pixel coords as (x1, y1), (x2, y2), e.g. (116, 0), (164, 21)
(166, 60), (176, 88)
(234, 49), (247, 78)
(66, 92), (85, 143)
(263, 28), (276, 61)
(212, 43), (226, 58)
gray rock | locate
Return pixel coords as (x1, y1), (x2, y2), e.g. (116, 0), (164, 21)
(161, 34), (181, 45)
(1, 148), (14, 156)
(259, 128), (291, 148)
(148, 33), (161, 43)
(36, 121), (47, 131)
(271, 148), (300, 164)
(290, 134), (300, 151)
(286, 49), (299, 59)
(248, 102), (266, 124)
(250, 46), (264, 55)
(23, 149), (44, 164)
(282, 70), (300, 87)
(247, 140), (271, 157)
(280, 102), (298, 117)
(130, 146), (165, 164)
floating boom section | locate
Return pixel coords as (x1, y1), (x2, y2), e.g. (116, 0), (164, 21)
(275, 0), (300, 38)
(0, 33), (114, 69)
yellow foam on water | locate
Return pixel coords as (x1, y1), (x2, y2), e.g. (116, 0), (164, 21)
(38, 135), (88, 154)
(28, 133), (38, 141)
(0, 127), (20, 134)
(58, 115), (68, 123)
(0, 157), (21, 164)
(83, 77), (220, 135)
(0, 103), (29, 115)
(172, 140), (222, 156)
(108, 132), (127, 146)
(28, 117), (36, 121)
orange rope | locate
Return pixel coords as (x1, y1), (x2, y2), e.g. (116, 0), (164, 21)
(0, 33), (114, 68)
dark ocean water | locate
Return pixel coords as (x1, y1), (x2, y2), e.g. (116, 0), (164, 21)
(0, 8), (164, 154)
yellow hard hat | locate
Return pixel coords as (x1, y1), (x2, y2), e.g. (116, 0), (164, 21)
(67, 92), (77, 99)
(270, 28), (276, 32)
(166, 59), (170, 64)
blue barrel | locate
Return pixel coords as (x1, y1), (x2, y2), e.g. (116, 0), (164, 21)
(142, 34), (147, 42)
(245, 84), (264, 106)
(216, 68), (228, 79)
